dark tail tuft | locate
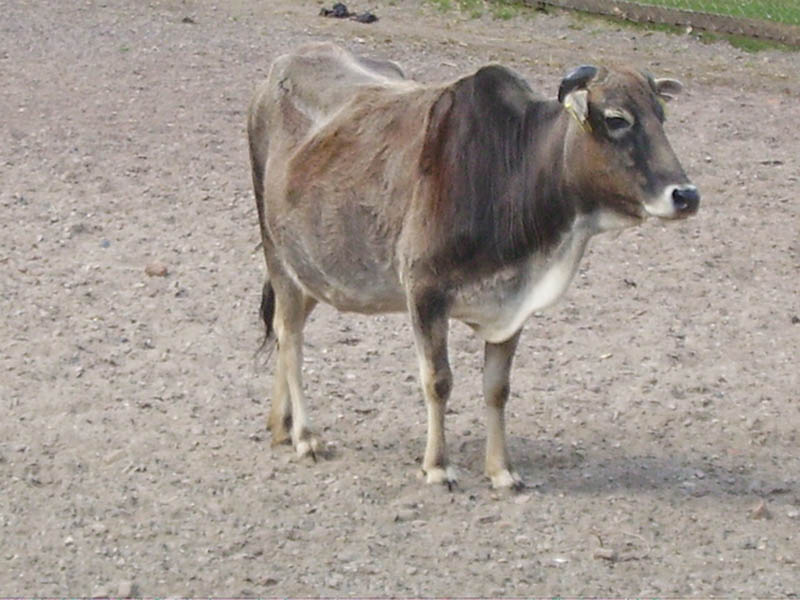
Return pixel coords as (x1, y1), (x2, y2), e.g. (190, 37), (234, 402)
(259, 280), (276, 349)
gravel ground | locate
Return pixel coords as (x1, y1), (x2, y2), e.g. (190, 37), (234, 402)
(1, 0), (799, 596)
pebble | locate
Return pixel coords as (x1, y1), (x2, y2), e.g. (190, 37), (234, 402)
(750, 500), (771, 520)
(90, 522), (107, 535)
(104, 449), (125, 464)
(475, 513), (501, 525)
(514, 534), (530, 544)
(118, 580), (136, 597)
(394, 508), (417, 522)
(593, 547), (618, 561)
(145, 261), (168, 277)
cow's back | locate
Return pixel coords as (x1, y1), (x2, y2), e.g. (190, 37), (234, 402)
(248, 42), (406, 166)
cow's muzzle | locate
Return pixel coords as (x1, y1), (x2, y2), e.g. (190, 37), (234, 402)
(671, 184), (700, 216)
(644, 184), (700, 219)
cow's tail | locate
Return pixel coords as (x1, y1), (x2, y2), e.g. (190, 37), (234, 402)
(258, 280), (276, 354)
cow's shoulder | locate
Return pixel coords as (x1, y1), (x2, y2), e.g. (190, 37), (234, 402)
(467, 64), (538, 118)
(417, 64), (570, 272)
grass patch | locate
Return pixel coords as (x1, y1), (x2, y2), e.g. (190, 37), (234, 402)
(427, 0), (526, 19)
(491, 0), (520, 20)
(631, 0), (800, 26)
(429, 0), (483, 16)
(696, 30), (795, 52)
(564, 3), (796, 52)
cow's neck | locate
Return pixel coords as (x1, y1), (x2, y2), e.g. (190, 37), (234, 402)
(429, 100), (583, 278)
(509, 101), (581, 254)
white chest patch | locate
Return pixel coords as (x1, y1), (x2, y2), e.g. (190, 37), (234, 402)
(462, 225), (591, 344)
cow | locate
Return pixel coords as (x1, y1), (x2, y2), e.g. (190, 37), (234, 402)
(247, 42), (699, 490)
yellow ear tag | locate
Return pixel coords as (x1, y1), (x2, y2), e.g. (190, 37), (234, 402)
(658, 96), (668, 118)
(564, 93), (592, 133)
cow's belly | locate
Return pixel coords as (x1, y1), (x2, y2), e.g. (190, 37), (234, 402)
(453, 226), (590, 343)
(285, 261), (407, 314)
(274, 229), (407, 314)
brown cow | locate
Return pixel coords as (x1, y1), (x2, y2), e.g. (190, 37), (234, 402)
(247, 42), (699, 489)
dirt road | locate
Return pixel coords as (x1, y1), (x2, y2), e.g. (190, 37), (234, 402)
(2, 0), (798, 596)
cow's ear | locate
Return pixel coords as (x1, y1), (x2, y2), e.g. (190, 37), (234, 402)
(563, 89), (590, 131)
(653, 78), (683, 102)
(559, 65), (597, 132)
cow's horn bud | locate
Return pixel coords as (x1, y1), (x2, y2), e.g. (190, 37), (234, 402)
(558, 65), (598, 103)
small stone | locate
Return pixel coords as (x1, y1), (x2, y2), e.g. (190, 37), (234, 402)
(145, 262), (168, 277)
(104, 449), (125, 464)
(90, 522), (107, 535)
(514, 534), (530, 544)
(394, 508), (417, 522)
(594, 547), (618, 561)
(476, 514), (501, 525)
(117, 580), (136, 598)
(64, 536), (75, 546)
(750, 500), (771, 520)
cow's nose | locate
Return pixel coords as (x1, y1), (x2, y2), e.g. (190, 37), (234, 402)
(672, 185), (700, 214)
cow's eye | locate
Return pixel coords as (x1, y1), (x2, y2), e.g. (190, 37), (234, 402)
(605, 116), (631, 132)
(603, 109), (634, 138)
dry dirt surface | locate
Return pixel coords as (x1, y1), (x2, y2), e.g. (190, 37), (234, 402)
(2, 0), (799, 596)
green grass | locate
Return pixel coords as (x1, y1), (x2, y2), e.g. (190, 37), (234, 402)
(696, 29), (794, 51)
(429, 0), (482, 15)
(572, 6), (797, 53)
(428, 0), (521, 19)
(634, 0), (800, 26)
(491, 0), (520, 19)
(432, 0), (798, 51)
(545, 0), (798, 52)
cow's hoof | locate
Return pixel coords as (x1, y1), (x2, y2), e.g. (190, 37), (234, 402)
(268, 414), (292, 447)
(295, 435), (322, 462)
(423, 466), (458, 490)
(489, 469), (524, 491)
(269, 428), (292, 447)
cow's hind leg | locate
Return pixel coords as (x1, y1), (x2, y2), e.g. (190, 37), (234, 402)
(261, 282), (291, 446)
(268, 277), (319, 458)
(409, 290), (456, 488)
(483, 331), (524, 490)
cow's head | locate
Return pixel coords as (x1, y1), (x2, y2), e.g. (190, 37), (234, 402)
(558, 65), (699, 230)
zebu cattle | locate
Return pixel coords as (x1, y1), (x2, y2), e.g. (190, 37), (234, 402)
(247, 42), (699, 489)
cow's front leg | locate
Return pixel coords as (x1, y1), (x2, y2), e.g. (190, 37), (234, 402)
(409, 290), (456, 488)
(484, 331), (524, 490)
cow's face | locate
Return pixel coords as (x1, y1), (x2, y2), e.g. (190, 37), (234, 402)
(560, 66), (699, 230)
